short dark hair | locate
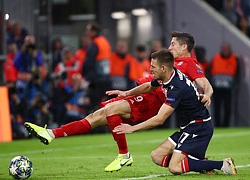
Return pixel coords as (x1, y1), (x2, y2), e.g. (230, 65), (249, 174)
(136, 44), (146, 52)
(151, 49), (174, 68)
(88, 22), (101, 33)
(171, 31), (195, 52)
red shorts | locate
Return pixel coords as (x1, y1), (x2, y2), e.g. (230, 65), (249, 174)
(101, 92), (163, 123)
(124, 93), (162, 123)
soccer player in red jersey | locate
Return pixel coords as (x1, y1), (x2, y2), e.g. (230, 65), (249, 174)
(24, 31), (213, 172)
(169, 31), (212, 106)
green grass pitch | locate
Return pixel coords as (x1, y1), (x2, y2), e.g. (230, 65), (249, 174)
(0, 127), (250, 180)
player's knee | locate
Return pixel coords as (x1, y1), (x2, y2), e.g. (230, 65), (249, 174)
(89, 109), (107, 127)
(104, 101), (124, 116)
(104, 104), (116, 116)
(150, 150), (161, 165)
(97, 108), (105, 117)
(168, 164), (182, 175)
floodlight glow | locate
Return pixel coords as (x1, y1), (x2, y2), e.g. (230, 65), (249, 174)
(111, 11), (127, 19)
(5, 14), (9, 20)
(131, 8), (148, 16)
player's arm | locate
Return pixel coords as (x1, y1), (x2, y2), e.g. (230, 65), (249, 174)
(106, 82), (157, 97)
(125, 82), (157, 96)
(113, 104), (174, 134)
(185, 59), (213, 106)
(195, 77), (213, 106)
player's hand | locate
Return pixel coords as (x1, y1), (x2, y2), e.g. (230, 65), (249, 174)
(113, 123), (134, 134)
(200, 94), (211, 106)
(106, 90), (127, 97)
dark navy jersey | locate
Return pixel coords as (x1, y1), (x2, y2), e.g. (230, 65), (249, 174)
(151, 68), (210, 127)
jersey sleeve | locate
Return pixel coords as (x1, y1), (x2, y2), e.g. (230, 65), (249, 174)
(165, 86), (183, 108)
(185, 60), (205, 81)
(151, 78), (161, 87)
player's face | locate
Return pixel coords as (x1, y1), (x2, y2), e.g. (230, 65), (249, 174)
(150, 58), (163, 80)
(168, 37), (183, 58)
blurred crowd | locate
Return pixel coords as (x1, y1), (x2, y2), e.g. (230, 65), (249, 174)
(3, 21), (164, 139)
(206, 0), (250, 38)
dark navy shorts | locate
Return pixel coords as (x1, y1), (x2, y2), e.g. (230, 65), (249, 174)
(169, 120), (213, 160)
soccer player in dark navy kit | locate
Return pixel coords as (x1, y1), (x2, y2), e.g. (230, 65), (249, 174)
(111, 49), (237, 175)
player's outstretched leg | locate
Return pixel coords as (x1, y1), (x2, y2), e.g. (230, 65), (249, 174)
(25, 118), (93, 145)
(25, 108), (107, 145)
(104, 114), (133, 172)
(24, 122), (54, 145)
(104, 101), (133, 172)
(105, 154), (133, 172)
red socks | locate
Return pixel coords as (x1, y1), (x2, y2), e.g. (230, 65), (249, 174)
(52, 119), (92, 138)
(181, 158), (190, 173)
(160, 155), (172, 167)
(106, 114), (128, 154)
(52, 115), (129, 155)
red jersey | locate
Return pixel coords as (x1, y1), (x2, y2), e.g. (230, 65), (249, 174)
(54, 57), (82, 87)
(101, 74), (165, 122)
(3, 53), (17, 82)
(74, 49), (87, 74)
(75, 49), (87, 64)
(174, 57), (205, 81)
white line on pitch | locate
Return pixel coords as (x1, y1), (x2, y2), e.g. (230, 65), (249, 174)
(120, 164), (250, 180)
